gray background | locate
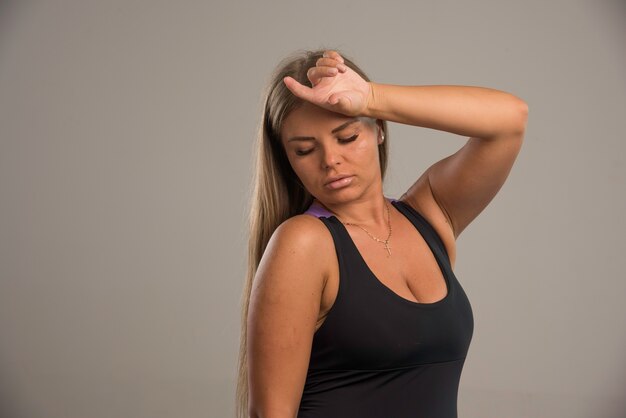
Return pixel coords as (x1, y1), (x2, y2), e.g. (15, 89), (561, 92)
(1, 0), (624, 417)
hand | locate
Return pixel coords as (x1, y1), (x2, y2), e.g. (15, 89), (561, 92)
(283, 50), (373, 117)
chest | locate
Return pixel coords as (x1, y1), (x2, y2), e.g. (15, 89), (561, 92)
(311, 225), (473, 370)
(317, 211), (455, 329)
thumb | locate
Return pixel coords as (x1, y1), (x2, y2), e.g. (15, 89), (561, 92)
(328, 94), (351, 111)
(283, 76), (314, 102)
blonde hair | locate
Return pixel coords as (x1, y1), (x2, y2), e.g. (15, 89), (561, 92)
(235, 48), (389, 418)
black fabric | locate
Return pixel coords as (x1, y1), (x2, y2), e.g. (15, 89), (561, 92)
(297, 199), (474, 418)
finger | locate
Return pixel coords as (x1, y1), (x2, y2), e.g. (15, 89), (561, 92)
(283, 76), (314, 102)
(322, 50), (344, 64)
(327, 93), (342, 106)
(308, 66), (338, 78)
(328, 93), (351, 110)
(316, 57), (341, 67)
(307, 66), (338, 85)
(322, 50), (344, 63)
(316, 57), (348, 73)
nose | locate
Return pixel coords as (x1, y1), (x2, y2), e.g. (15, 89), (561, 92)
(320, 143), (342, 169)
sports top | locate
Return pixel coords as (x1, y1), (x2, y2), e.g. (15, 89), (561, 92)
(297, 196), (474, 418)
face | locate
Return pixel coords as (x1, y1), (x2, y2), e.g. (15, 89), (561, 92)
(280, 102), (383, 205)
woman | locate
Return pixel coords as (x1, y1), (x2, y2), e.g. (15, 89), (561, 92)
(236, 48), (528, 418)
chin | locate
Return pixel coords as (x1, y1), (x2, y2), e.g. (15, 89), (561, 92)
(318, 187), (361, 204)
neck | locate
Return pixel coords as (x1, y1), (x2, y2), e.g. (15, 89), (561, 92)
(315, 191), (390, 228)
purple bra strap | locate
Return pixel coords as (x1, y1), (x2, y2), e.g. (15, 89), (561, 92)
(303, 195), (399, 218)
(303, 202), (334, 218)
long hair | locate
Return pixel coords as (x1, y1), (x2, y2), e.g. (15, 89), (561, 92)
(235, 48), (389, 418)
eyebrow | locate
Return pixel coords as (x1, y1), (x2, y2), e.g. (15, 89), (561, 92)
(287, 118), (361, 143)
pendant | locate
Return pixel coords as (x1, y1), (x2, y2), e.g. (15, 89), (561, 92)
(384, 241), (391, 256)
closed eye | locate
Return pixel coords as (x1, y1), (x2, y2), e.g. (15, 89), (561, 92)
(339, 134), (359, 143)
(295, 134), (359, 156)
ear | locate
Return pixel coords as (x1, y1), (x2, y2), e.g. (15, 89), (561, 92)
(376, 120), (385, 144)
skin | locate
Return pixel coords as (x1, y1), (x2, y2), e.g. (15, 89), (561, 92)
(247, 50), (528, 418)
(281, 103), (386, 222)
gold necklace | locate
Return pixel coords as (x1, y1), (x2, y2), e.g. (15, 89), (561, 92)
(340, 198), (392, 257)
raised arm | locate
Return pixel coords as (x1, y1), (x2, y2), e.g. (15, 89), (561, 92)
(247, 215), (332, 418)
(283, 50), (528, 240)
(365, 82), (528, 239)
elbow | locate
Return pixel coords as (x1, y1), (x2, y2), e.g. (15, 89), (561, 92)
(491, 97), (528, 139)
(249, 406), (296, 418)
(248, 409), (260, 418)
(512, 98), (529, 136)
(248, 406), (261, 418)
(249, 413), (295, 418)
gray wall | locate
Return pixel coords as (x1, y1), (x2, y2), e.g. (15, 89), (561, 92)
(0, 0), (624, 417)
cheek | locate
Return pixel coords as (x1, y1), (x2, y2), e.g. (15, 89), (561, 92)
(286, 158), (312, 183)
(353, 136), (380, 162)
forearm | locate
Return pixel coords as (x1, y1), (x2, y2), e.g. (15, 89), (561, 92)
(363, 83), (528, 139)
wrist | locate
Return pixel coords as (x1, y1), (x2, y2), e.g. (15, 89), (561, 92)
(363, 81), (381, 118)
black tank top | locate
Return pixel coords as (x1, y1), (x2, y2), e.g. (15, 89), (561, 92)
(297, 197), (474, 418)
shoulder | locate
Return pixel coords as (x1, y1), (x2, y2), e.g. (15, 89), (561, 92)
(271, 214), (334, 254)
(256, 214), (335, 287)
(276, 213), (332, 238)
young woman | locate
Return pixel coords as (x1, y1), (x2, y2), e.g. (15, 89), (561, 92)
(236, 48), (528, 418)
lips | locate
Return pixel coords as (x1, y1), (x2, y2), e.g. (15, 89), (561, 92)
(324, 174), (352, 186)
(324, 175), (354, 190)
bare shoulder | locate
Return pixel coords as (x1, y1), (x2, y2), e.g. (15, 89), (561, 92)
(252, 213), (335, 304)
(275, 213), (334, 246)
(269, 213), (335, 267)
